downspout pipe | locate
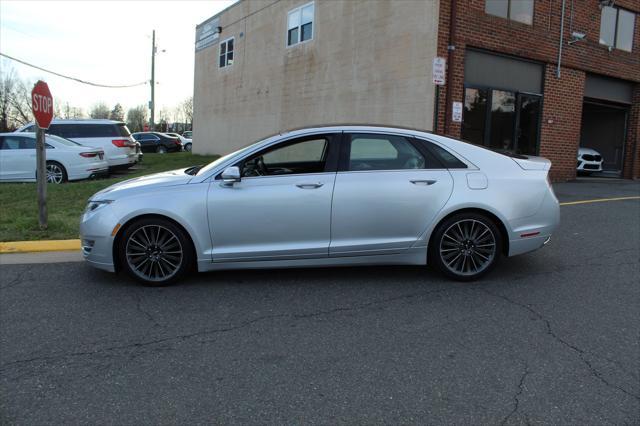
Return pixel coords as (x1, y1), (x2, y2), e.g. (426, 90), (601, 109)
(444, 0), (458, 134)
(556, 0), (566, 78)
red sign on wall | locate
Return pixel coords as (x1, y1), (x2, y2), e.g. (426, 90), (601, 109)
(31, 80), (53, 129)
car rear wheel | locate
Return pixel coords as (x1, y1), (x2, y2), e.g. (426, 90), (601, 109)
(46, 161), (67, 184)
(156, 145), (167, 154)
(118, 217), (194, 286)
(429, 212), (502, 281)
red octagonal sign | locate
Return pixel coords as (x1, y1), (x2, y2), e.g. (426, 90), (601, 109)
(31, 80), (53, 129)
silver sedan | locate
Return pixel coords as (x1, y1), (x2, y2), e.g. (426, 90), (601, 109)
(80, 126), (560, 285)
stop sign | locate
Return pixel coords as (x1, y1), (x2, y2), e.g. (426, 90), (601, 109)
(31, 80), (53, 129)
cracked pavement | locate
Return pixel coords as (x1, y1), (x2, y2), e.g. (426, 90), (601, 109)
(1, 180), (639, 424)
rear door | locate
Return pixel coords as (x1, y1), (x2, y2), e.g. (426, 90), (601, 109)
(330, 132), (454, 256)
(0, 135), (36, 180)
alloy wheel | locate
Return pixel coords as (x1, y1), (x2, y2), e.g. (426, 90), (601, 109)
(46, 163), (64, 184)
(439, 219), (496, 277)
(125, 225), (184, 282)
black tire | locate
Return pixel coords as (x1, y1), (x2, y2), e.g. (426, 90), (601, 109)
(429, 212), (503, 281)
(118, 217), (194, 286)
(156, 145), (167, 154)
(45, 161), (67, 184)
(184, 143), (192, 152)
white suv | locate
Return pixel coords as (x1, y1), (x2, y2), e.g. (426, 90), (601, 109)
(17, 119), (139, 170)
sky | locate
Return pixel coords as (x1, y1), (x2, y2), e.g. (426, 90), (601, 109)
(0, 0), (235, 118)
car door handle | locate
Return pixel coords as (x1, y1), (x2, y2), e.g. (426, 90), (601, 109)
(296, 182), (324, 189)
(410, 179), (437, 186)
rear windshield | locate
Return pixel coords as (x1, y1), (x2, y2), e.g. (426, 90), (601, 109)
(47, 123), (129, 139)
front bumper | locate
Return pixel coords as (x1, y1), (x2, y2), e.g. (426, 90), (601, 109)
(79, 206), (119, 272)
(577, 159), (603, 172)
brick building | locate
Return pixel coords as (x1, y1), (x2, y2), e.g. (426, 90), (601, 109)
(436, 0), (639, 180)
(194, 0), (639, 180)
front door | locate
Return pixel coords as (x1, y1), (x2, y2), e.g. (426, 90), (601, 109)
(330, 133), (454, 256)
(207, 134), (339, 262)
(0, 135), (36, 181)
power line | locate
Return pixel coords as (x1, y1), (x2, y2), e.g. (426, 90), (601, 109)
(0, 52), (148, 88)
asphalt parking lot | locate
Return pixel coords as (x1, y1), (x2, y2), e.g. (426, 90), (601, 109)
(1, 179), (639, 424)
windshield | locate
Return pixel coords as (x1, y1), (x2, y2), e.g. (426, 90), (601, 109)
(46, 134), (83, 147)
(195, 137), (274, 177)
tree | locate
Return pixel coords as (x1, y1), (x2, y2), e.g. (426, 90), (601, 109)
(0, 69), (16, 131)
(90, 102), (110, 119)
(126, 105), (148, 133)
(109, 103), (124, 121)
(181, 96), (193, 130)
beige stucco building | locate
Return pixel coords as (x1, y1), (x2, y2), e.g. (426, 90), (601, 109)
(193, 0), (441, 156)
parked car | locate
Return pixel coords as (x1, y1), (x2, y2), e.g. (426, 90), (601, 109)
(0, 133), (107, 184)
(165, 132), (192, 152)
(182, 131), (192, 139)
(131, 132), (182, 154)
(81, 125), (560, 286)
(17, 119), (138, 170)
(577, 147), (603, 173)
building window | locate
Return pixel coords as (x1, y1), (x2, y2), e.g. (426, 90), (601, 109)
(599, 6), (635, 52)
(219, 37), (234, 68)
(287, 2), (314, 46)
(485, 0), (533, 25)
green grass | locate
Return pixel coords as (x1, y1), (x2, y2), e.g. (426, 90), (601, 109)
(0, 152), (219, 242)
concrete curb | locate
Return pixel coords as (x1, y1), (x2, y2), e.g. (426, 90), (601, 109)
(0, 239), (81, 254)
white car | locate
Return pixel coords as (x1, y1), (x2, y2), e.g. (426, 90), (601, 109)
(17, 119), (138, 170)
(577, 147), (603, 173)
(165, 132), (192, 152)
(80, 125), (559, 285)
(0, 132), (108, 184)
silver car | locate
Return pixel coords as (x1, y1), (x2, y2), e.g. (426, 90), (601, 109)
(80, 126), (560, 285)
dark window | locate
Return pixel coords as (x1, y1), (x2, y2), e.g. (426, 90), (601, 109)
(462, 88), (488, 145)
(20, 124), (36, 133)
(422, 142), (468, 169)
(485, 0), (533, 25)
(116, 123), (132, 137)
(241, 136), (329, 177)
(287, 2), (314, 46)
(600, 6), (635, 52)
(219, 38), (234, 68)
(0, 136), (35, 149)
(347, 134), (428, 171)
(462, 87), (541, 156)
(47, 124), (119, 139)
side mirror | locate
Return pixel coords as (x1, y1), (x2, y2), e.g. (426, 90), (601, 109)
(221, 166), (241, 185)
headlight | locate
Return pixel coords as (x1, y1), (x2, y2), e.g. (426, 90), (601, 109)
(85, 200), (113, 213)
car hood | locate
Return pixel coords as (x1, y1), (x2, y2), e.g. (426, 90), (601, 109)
(578, 147), (601, 156)
(92, 168), (193, 200)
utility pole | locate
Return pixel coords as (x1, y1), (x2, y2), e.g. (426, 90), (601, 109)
(150, 29), (156, 131)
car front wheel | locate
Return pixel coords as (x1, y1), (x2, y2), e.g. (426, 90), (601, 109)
(184, 143), (192, 152)
(429, 212), (502, 281)
(118, 217), (194, 286)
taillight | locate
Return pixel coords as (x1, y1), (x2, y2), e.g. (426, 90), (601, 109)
(174, 139), (181, 145)
(112, 139), (132, 148)
(80, 152), (98, 158)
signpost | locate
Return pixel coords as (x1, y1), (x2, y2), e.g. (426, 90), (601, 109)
(432, 57), (446, 134)
(31, 80), (53, 229)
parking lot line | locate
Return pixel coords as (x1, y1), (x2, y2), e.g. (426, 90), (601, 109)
(560, 196), (640, 206)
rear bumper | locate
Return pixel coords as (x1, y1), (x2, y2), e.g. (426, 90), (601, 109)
(507, 188), (560, 257)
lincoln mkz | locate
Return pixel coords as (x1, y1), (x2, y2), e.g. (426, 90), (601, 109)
(81, 126), (560, 285)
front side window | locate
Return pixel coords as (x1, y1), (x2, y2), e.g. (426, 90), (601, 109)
(287, 2), (314, 46)
(241, 136), (329, 177)
(347, 134), (427, 171)
(219, 37), (234, 68)
(485, 0), (533, 25)
(600, 6), (636, 52)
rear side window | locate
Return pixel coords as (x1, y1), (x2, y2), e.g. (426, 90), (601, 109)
(20, 125), (36, 133)
(415, 139), (468, 169)
(0, 136), (35, 149)
(116, 124), (131, 137)
(47, 124), (121, 138)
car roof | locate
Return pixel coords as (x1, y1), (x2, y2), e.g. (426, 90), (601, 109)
(22, 119), (125, 126)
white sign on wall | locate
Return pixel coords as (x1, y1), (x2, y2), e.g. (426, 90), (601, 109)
(452, 101), (463, 122)
(432, 57), (446, 85)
